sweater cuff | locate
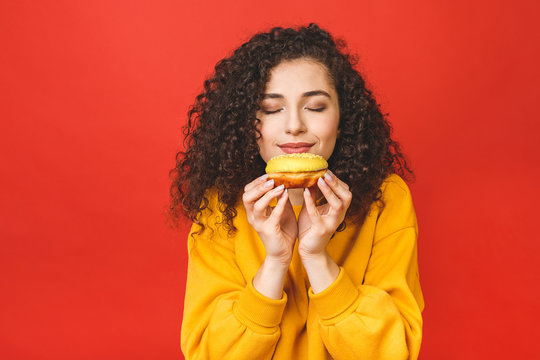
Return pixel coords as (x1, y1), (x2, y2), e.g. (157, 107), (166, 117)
(308, 266), (359, 320)
(235, 277), (287, 329)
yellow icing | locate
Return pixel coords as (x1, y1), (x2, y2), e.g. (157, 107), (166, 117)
(265, 153), (328, 173)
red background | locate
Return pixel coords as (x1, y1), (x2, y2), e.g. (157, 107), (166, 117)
(1, 1), (539, 359)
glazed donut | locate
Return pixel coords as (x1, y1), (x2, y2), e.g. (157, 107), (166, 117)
(265, 153), (328, 188)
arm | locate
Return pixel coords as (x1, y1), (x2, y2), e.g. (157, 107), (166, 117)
(310, 227), (423, 360)
(300, 174), (424, 360)
(180, 200), (287, 360)
(181, 175), (299, 360)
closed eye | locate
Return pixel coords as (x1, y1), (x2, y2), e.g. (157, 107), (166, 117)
(262, 109), (281, 114)
(262, 107), (326, 114)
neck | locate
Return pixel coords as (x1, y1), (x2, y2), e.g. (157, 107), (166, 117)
(288, 188), (305, 206)
(288, 187), (323, 206)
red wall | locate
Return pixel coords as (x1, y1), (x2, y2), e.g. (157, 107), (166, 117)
(1, 1), (538, 359)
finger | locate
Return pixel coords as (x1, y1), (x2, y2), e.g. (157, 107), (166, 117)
(242, 178), (275, 207)
(244, 173), (269, 193)
(303, 188), (320, 219)
(323, 170), (352, 202)
(268, 188), (288, 222)
(317, 177), (342, 210)
(307, 185), (318, 201)
(253, 184), (285, 215)
(325, 170), (350, 191)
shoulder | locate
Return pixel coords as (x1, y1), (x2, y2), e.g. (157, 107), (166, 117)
(374, 174), (417, 239)
(379, 173), (412, 201)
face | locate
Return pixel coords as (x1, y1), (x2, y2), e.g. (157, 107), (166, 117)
(255, 58), (340, 163)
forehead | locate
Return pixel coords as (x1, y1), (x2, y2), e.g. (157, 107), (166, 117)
(264, 59), (335, 95)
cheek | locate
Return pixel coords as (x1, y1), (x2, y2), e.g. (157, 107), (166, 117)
(256, 121), (269, 144)
(312, 115), (339, 158)
(258, 118), (282, 138)
(255, 121), (274, 160)
(315, 116), (339, 140)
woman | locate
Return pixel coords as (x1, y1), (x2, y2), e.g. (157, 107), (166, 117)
(169, 23), (425, 360)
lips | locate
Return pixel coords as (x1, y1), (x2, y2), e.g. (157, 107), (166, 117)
(278, 142), (315, 154)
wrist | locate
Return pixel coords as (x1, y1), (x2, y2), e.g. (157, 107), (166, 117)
(252, 258), (289, 300)
(264, 250), (293, 267)
(298, 234), (332, 260)
(300, 250), (330, 268)
(300, 251), (340, 294)
(263, 257), (291, 272)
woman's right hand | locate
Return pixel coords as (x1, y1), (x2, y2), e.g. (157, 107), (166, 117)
(242, 175), (297, 266)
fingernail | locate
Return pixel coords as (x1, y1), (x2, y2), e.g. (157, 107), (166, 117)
(275, 184), (284, 191)
(260, 174), (268, 181)
(318, 177), (326, 186)
(324, 170), (333, 182)
(264, 179), (274, 188)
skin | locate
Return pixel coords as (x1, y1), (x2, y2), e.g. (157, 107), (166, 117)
(242, 58), (353, 299)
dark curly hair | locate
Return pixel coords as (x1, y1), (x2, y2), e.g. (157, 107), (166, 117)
(168, 23), (414, 235)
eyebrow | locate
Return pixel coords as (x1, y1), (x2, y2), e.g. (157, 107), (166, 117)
(262, 90), (332, 99)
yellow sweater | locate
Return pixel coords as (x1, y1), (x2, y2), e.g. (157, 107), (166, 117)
(181, 174), (425, 360)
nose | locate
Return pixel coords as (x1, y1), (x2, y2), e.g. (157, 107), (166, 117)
(284, 108), (307, 135)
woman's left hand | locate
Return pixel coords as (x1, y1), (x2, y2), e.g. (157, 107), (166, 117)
(297, 170), (353, 258)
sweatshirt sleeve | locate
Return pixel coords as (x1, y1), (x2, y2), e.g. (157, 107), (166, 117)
(308, 175), (425, 360)
(180, 194), (287, 360)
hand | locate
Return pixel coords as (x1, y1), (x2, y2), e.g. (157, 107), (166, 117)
(242, 174), (298, 265)
(297, 170), (353, 259)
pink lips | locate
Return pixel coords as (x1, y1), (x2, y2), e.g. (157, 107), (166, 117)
(278, 142), (315, 154)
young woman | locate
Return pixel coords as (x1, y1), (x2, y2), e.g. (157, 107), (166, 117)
(169, 23), (425, 360)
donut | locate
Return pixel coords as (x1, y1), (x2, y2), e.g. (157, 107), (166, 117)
(265, 153), (328, 188)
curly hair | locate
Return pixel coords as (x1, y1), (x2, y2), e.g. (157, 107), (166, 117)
(168, 23), (415, 235)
